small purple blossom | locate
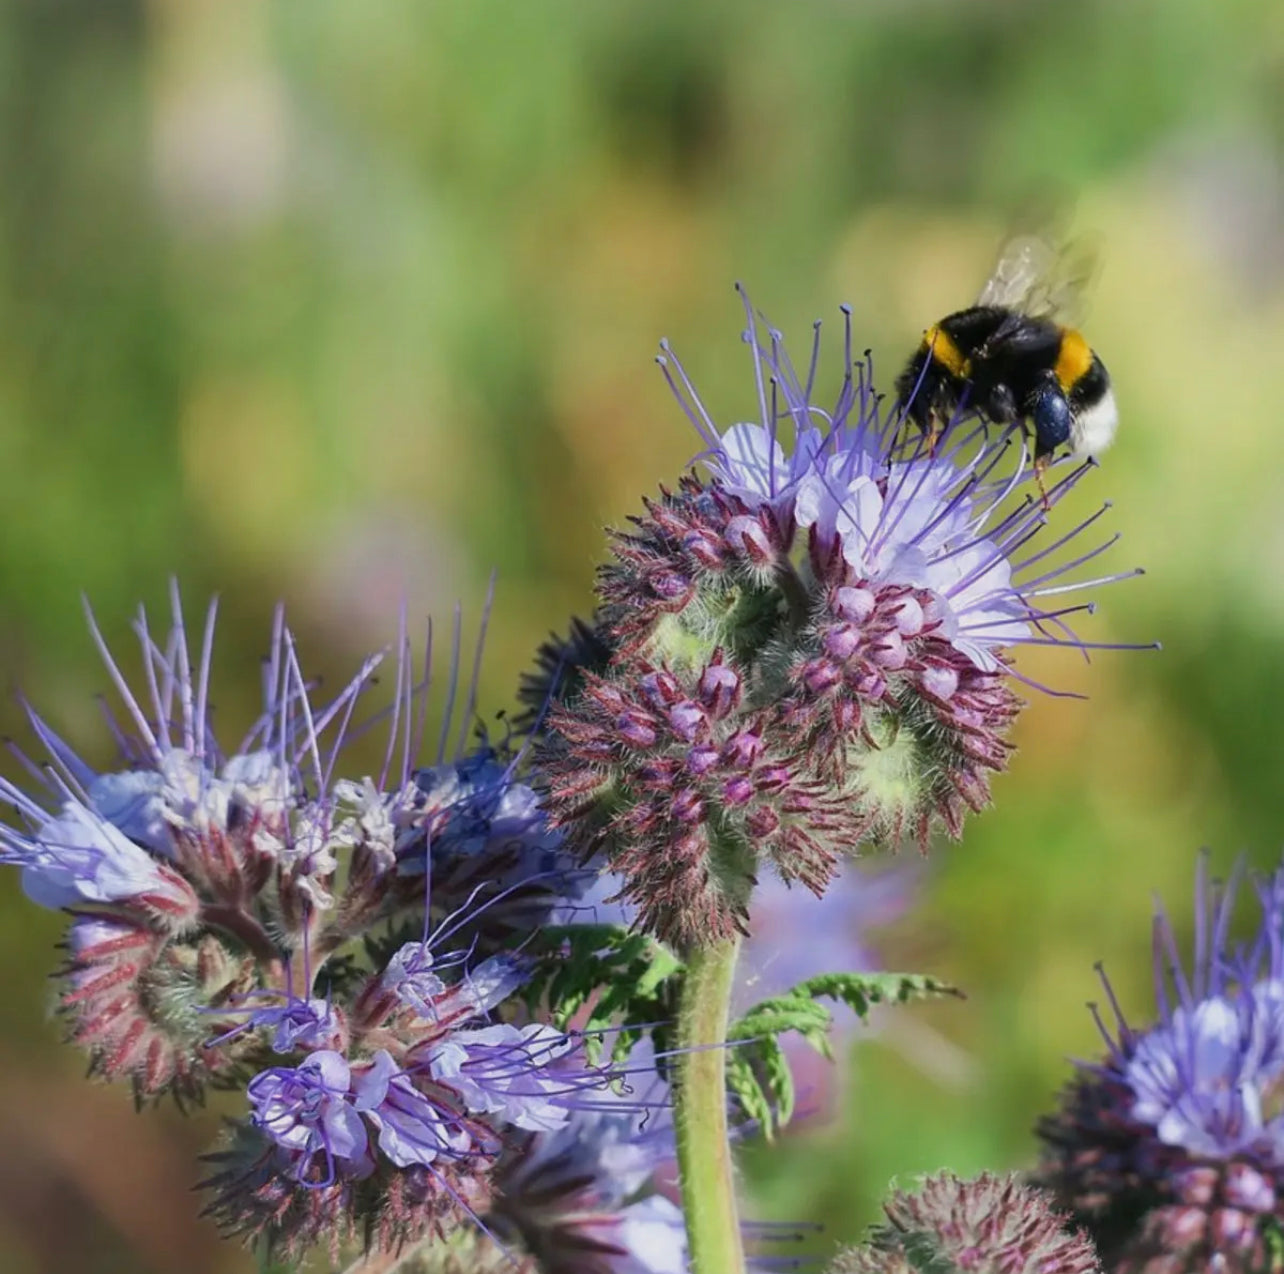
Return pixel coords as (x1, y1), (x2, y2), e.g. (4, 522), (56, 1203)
(541, 297), (1150, 948)
(491, 1066), (685, 1274)
(394, 749), (590, 944)
(0, 584), (397, 922)
(1039, 854), (1284, 1273)
(426, 1023), (585, 1133)
(247, 1051), (371, 1182)
(381, 944), (530, 1024)
(250, 997), (339, 1054)
(351, 1050), (475, 1170)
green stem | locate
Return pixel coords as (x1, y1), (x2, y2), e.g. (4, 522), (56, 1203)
(674, 936), (744, 1274)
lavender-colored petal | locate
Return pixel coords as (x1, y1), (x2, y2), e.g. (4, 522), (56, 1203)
(429, 1023), (581, 1132)
(607, 1197), (688, 1274)
(6, 801), (180, 909)
(356, 1051), (470, 1169)
(87, 770), (170, 854)
(450, 953), (532, 1019)
(382, 942), (449, 1017)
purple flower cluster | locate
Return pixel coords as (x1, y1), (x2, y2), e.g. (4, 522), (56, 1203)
(206, 935), (614, 1255)
(0, 587), (624, 1266)
(538, 298), (1144, 948)
(396, 748), (590, 947)
(0, 287), (1156, 1274)
(0, 587), (584, 1105)
(546, 656), (862, 943)
(1039, 856), (1284, 1273)
(664, 294), (1140, 676)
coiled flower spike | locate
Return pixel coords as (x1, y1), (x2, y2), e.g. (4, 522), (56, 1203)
(537, 291), (1151, 949)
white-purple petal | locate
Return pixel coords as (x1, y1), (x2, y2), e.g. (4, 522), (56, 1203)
(9, 801), (180, 909)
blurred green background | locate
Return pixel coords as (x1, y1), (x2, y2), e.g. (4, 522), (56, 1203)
(2, 0), (1284, 1269)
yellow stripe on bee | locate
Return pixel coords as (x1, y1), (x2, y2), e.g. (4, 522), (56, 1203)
(1054, 328), (1093, 391)
(923, 324), (971, 379)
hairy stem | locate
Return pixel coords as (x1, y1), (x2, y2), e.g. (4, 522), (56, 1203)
(674, 936), (744, 1274)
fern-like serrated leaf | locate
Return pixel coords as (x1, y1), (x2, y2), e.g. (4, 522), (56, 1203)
(797, 970), (961, 1018)
(726, 970), (961, 1139)
(521, 924), (685, 1068)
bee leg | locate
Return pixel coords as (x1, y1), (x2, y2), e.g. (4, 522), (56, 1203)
(1034, 452), (1053, 512)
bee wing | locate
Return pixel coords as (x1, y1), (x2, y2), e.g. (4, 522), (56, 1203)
(975, 234), (1059, 310)
(1040, 232), (1103, 330)
(976, 231), (1102, 327)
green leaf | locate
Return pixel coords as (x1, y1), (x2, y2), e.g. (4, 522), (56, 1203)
(725, 970), (961, 1140)
(521, 924), (685, 1067)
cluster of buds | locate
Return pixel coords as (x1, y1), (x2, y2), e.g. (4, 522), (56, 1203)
(828, 1172), (1101, 1274)
(545, 646), (864, 942)
(1038, 856), (1284, 1273)
(0, 587), (619, 1261)
(539, 295), (1142, 949)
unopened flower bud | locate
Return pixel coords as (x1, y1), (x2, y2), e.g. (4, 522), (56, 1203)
(919, 663), (959, 702)
(639, 669), (683, 709)
(891, 596), (924, 636)
(722, 729), (765, 769)
(1174, 1166), (1219, 1207)
(756, 765), (793, 794)
(671, 789), (705, 824)
(667, 700), (706, 742)
(828, 1173), (1100, 1274)
(1224, 1162), (1274, 1213)
(640, 757), (682, 785)
(852, 670), (886, 699)
(833, 586), (877, 623)
(686, 744), (720, 776)
(725, 514), (773, 564)
(1209, 1208), (1253, 1250)
(697, 660), (741, 718)
(648, 570), (691, 603)
(868, 632), (907, 670)
(684, 528), (725, 569)
(802, 658), (843, 695)
(823, 625), (862, 662)
(616, 711), (658, 749)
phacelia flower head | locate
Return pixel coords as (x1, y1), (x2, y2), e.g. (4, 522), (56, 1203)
(537, 292), (1149, 949)
(0, 585), (586, 1104)
(828, 1171), (1101, 1274)
(1038, 854), (1284, 1273)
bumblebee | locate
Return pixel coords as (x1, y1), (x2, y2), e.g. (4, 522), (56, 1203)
(894, 233), (1118, 490)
